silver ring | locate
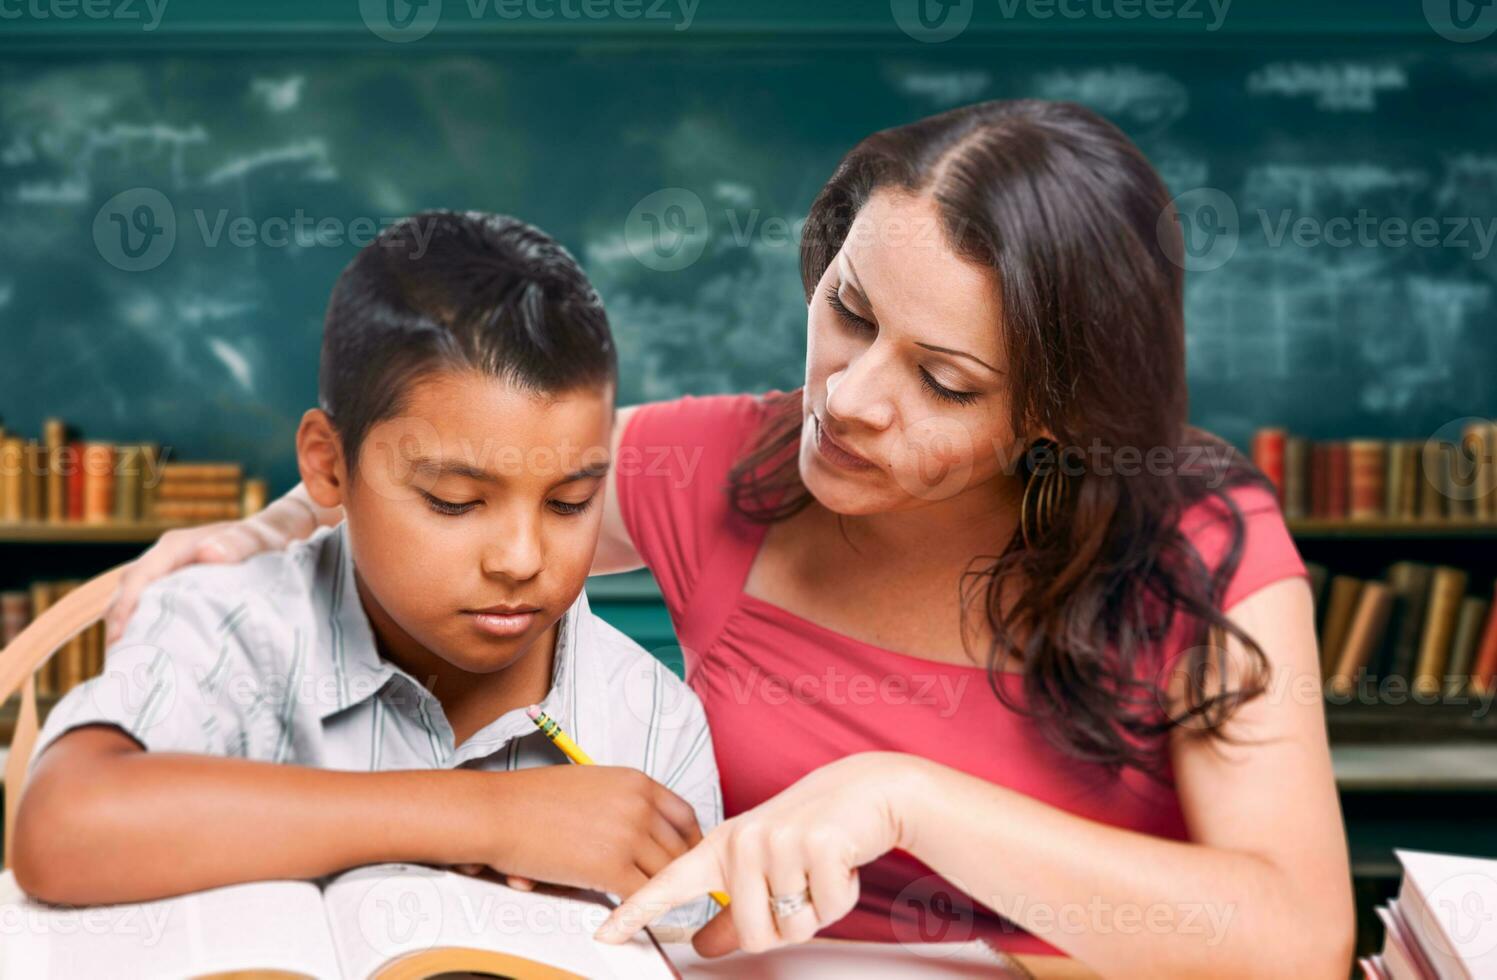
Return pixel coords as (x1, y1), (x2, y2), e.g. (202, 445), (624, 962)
(769, 888), (811, 919)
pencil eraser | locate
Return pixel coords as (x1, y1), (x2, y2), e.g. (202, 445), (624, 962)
(525, 704), (542, 720)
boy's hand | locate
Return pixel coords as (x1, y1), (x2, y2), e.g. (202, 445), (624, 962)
(480, 766), (703, 897)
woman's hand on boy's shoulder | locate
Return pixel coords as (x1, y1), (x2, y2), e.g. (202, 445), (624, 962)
(474, 765), (703, 899)
(106, 520), (274, 643)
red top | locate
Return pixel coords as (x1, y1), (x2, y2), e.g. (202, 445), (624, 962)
(616, 392), (1308, 955)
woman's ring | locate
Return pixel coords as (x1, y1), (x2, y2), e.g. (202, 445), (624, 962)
(769, 888), (812, 919)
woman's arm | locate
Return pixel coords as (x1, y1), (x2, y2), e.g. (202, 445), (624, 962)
(601, 578), (1355, 979)
(594, 403), (647, 575)
(895, 577), (1353, 978)
(14, 725), (703, 906)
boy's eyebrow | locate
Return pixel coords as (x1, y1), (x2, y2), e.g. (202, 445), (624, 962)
(410, 457), (611, 484)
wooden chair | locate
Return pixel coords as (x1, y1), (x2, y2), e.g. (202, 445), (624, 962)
(0, 566), (124, 869)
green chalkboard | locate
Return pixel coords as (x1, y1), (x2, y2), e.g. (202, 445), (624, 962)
(2, 3), (1495, 495)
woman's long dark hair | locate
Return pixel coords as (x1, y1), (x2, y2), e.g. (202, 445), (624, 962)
(728, 100), (1275, 780)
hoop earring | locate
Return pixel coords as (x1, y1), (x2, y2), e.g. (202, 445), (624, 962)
(1020, 441), (1071, 550)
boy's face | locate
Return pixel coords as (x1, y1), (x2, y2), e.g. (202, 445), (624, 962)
(316, 370), (613, 675)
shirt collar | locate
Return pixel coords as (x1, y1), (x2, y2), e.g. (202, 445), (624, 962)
(316, 522), (590, 749)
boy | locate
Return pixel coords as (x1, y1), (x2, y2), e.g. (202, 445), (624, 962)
(13, 212), (720, 925)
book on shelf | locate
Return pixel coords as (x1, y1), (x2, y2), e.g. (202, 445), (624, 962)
(1313, 559), (1497, 703)
(1, 579), (106, 699)
(0, 417), (267, 527)
(1253, 423), (1497, 523)
(1329, 582), (1391, 698)
(1413, 568), (1469, 699)
(1320, 575), (1363, 681)
(1360, 849), (1497, 979)
(0, 863), (677, 980)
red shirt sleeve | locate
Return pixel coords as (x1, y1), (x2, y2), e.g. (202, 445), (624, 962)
(614, 392), (776, 626)
(1180, 481), (1308, 612)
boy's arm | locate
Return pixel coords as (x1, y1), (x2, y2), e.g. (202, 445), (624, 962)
(14, 724), (703, 906)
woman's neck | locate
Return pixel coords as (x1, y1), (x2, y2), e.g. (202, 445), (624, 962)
(828, 472), (1024, 565)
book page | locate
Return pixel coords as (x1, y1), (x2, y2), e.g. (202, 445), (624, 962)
(321, 864), (674, 980)
(0, 870), (341, 979)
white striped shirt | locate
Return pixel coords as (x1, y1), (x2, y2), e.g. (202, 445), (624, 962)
(37, 524), (721, 921)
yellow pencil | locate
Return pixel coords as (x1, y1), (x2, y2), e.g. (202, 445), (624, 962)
(526, 704), (730, 909)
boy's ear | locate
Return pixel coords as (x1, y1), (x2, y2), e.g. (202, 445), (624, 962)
(296, 409), (347, 509)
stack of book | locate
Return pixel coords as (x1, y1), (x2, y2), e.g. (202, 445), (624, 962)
(1310, 562), (1497, 700)
(153, 462), (254, 522)
(0, 417), (266, 525)
(1253, 425), (1497, 521)
(1362, 849), (1497, 979)
(0, 580), (104, 699)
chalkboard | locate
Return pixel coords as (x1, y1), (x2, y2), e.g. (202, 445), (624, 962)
(2, 18), (1495, 493)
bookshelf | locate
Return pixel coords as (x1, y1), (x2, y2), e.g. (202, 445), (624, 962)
(1288, 518), (1497, 539)
(0, 521), (197, 545)
(1285, 507), (1497, 961)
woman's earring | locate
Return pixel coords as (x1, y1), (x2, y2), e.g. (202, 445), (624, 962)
(1020, 440), (1072, 549)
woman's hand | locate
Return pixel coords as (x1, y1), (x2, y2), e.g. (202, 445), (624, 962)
(106, 484), (339, 643)
(595, 752), (917, 956)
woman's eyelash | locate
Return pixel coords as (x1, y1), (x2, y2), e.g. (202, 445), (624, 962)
(825, 284), (980, 407)
(920, 368), (979, 406)
(550, 497), (595, 516)
(420, 491), (478, 516)
(824, 285), (871, 329)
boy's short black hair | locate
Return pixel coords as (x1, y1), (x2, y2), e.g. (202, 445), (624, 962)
(319, 210), (616, 466)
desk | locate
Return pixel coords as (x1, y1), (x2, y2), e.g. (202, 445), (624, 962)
(672, 940), (1099, 979)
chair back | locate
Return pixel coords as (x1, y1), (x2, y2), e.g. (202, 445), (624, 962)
(1, 566), (124, 868)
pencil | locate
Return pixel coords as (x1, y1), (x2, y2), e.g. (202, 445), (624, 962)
(525, 704), (730, 909)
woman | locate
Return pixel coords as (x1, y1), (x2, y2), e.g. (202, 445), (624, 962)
(107, 100), (1353, 976)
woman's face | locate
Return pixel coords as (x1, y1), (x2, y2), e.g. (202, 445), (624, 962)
(799, 189), (1024, 517)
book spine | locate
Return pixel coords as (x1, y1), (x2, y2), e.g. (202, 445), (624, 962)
(1326, 441), (1349, 520)
(243, 478), (268, 515)
(114, 444), (143, 522)
(43, 418), (66, 523)
(1348, 440), (1386, 521)
(1330, 582), (1392, 697)
(0, 437), (22, 522)
(1445, 596), (1490, 697)
(1283, 436), (1310, 519)
(22, 440), (44, 521)
(1387, 563), (1435, 681)
(29, 582), (56, 696)
(1419, 440), (1446, 519)
(66, 441), (85, 520)
(1252, 428), (1287, 503)
(160, 462), (243, 482)
(1413, 567), (1469, 698)
(0, 590), (30, 646)
(82, 443), (116, 524)
(1385, 440), (1406, 519)
(1466, 421), (1495, 520)
(1310, 442), (1329, 518)
(155, 481), (244, 501)
(1471, 582), (1497, 694)
(139, 443), (161, 519)
(1399, 442), (1421, 519)
(1320, 576), (1364, 681)
(152, 501), (243, 521)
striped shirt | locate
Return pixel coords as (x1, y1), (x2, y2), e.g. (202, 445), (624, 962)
(36, 523), (721, 921)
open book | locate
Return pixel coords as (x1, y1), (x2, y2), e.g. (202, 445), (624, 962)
(0, 863), (677, 979)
